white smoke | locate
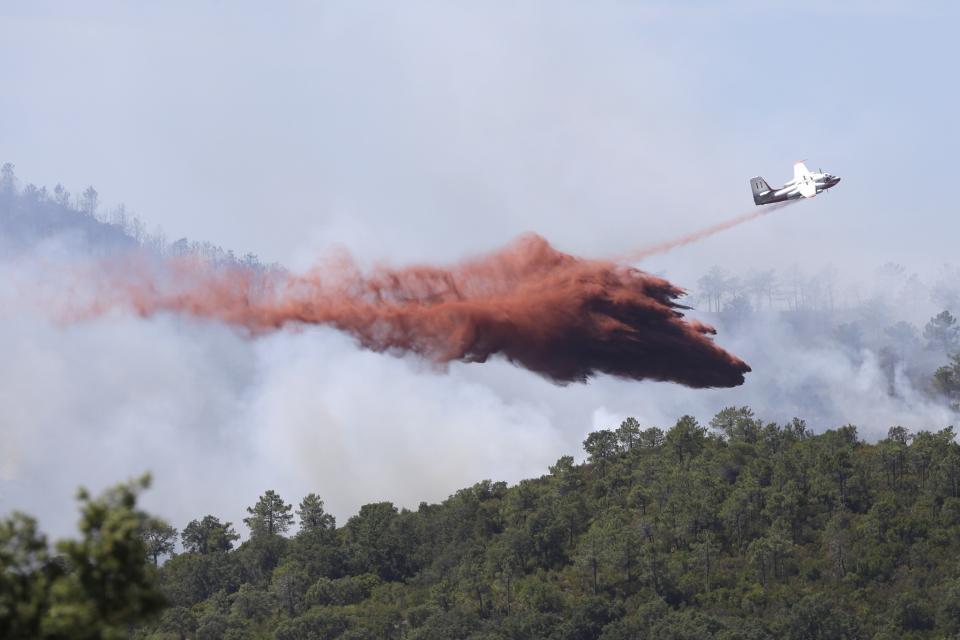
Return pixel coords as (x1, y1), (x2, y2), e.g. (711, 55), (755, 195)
(1, 240), (957, 540)
(0, 255), (569, 537)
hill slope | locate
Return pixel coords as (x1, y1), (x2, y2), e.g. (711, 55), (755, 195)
(129, 409), (960, 639)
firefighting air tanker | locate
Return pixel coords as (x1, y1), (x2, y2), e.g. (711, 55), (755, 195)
(750, 161), (841, 205)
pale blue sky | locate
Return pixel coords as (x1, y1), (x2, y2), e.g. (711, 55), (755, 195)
(2, 1), (957, 278)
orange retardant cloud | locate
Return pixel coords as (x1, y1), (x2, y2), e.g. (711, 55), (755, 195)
(89, 233), (750, 388)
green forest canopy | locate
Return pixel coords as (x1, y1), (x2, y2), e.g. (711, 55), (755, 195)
(4, 408), (960, 639)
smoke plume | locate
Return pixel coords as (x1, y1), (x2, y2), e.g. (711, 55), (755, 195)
(87, 234), (750, 388)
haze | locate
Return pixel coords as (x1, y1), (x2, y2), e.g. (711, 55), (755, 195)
(1, 1), (958, 537)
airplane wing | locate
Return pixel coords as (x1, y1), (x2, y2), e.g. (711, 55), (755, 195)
(793, 161), (811, 182)
(798, 180), (817, 198)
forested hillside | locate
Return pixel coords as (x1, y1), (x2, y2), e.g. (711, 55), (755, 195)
(0, 162), (272, 271)
(6, 409), (960, 639)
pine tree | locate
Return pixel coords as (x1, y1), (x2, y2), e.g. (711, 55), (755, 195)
(244, 490), (294, 537)
(296, 493), (336, 533)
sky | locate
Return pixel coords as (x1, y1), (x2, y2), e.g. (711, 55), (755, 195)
(2, 1), (959, 537)
(2, 1), (957, 275)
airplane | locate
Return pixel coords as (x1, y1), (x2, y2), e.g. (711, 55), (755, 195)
(750, 161), (840, 205)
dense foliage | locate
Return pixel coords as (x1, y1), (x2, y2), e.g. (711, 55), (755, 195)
(9, 411), (958, 639)
(0, 476), (165, 639)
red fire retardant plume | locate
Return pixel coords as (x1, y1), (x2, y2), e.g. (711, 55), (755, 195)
(93, 233), (750, 388)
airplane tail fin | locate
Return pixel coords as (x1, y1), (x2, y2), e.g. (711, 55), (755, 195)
(750, 177), (772, 205)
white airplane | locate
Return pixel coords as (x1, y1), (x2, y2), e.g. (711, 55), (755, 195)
(750, 161), (840, 205)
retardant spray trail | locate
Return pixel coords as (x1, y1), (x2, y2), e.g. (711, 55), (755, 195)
(88, 234), (751, 388)
(623, 201), (794, 262)
(76, 200), (803, 387)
